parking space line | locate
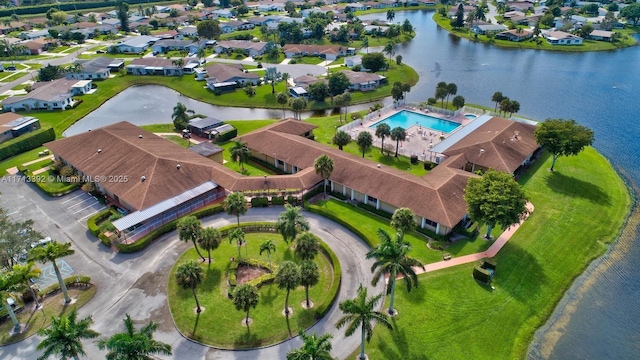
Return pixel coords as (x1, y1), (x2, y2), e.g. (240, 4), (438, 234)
(79, 207), (105, 221)
(73, 201), (100, 214)
(68, 196), (94, 208)
(61, 193), (85, 204)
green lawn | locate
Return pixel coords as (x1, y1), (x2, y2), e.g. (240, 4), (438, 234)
(290, 56), (325, 65)
(164, 135), (191, 148)
(168, 233), (337, 348)
(354, 148), (632, 360)
(0, 147), (46, 175)
(433, 14), (637, 51)
(140, 123), (176, 133)
(0, 286), (96, 345)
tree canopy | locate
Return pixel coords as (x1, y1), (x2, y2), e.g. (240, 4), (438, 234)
(534, 118), (594, 171)
(464, 170), (529, 239)
(362, 52), (386, 73)
(328, 72), (350, 96)
(197, 20), (222, 39)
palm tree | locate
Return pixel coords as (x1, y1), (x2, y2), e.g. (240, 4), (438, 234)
(386, 9), (395, 23)
(333, 94), (345, 122)
(224, 192), (248, 228)
(366, 229), (425, 315)
(342, 91), (352, 120)
(264, 67), (281, 94)
(332, 130), (351, 151)
(281, 72), (290, 92)
(314, 155), (334, 199)
(276, 92), (289, 118)
(28, 241), (74, 303)
(375, 123), (391, 155)
(0, 271), (20, 330)
(276, 204), (310, 244)
(299, 260), (319, 309)
(229, 228), (245, 259)
(336, 285), (392, 360)
(390, 126), (406, 158)
(197, 47), (206, 64)
(294, 232), (319, 261)
(259, 239), (276, 271)
(286, 331), (334, 360)
(383, 41), (396, 64)
(177, 216), (206, 262)
(390, 208), (417, 239)
(11, 262), (42, 308)
(445, 83), (457, 107)
(198, 227), (221, 264)
(275, 261), (300, 316)
(37, 309), (99, 360)
(233, 284), (259, 326)
(361, 36), (369, 54)
(172, 102), (193, 131)
(491, 91), (504, 112)
(175, 260), (205, 313)
(97, 314), (172, 360)
(356, 131), (373, 158)
(229, 141), (251, 172)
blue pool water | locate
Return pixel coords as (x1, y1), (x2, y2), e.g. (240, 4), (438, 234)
(465, 114), (478, 119)
(369, 110), (461, 133)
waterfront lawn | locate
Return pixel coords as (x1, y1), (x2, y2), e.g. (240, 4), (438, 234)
(168, 233), (336, 348)
(164, 135), (191, 148)
(226, 120), (276, 136)
(356, 148), (632, 360)
(140, 123), (176, 133)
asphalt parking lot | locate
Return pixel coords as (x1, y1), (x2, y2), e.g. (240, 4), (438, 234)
(60, 190), (106, 223)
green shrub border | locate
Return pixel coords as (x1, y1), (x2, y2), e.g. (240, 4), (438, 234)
(314, 239), (341, 319)
(38, 275), (91, 297)
(87, 208), (112, 236)
(0, 126), (55, 161)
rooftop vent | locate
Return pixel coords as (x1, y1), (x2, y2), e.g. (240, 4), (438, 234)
(97, 149), (102, 153)
(141, 176), (146, 182)
(139, 135), (143, 139)
(480, 148), (485, 153)
(176, 164), (181, 170)
(376, 164), (381, 168)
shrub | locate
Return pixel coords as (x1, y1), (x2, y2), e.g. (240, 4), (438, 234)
(81, 182), (96, 194)
(98, 232), (112, 246)
(290, 59), (297, 64)
(287, 196), (300, 206)
(250, 197), (269, 207)
(352, 64), (361, 72)
(0, 126), (55, 161)
(215, 127), (238, 143)
(39, 276), (91, 297)
(314, 240), (341, 319)
(302, 184), (327, 201)
(424, 161), (437, 170)
(427, 97), (437, 105)
(271, 196), (285, 205)
(357, 202), (392, 220)
(87, 209), (112, 236)
(59, 165), (75, 177)
(330, 191), (347, 201)
(411, 154), (418, 164)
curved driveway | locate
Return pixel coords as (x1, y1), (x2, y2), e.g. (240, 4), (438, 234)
(0, 197), (383, 360)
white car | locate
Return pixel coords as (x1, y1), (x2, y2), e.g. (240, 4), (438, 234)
(30, 236), (52, 249)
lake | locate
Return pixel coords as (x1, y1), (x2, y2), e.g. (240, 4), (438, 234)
(69, 10), (640, 359)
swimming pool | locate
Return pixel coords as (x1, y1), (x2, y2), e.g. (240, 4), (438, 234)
(369, 110), (460, 133)
(465, 113), (478, 120)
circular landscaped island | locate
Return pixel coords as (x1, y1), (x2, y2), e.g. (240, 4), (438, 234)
(168, 230), (340, 349)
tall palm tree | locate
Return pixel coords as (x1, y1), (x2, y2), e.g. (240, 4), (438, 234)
(37, 309), (99, 360)
(390, 208), (417, 239)
(97, 314), (172, 360)
(390, 126), (406, 158)
(276, 204), (310, 244)
(0, 271), (20, 330)
(198, 227), (221, 264)
(366, 229), (425, 315)
(275, 261), (300, 317)
(224, 192), (248, 228)
(314, 155), (334, 199)
(294, 232), (319, 261)
(299, 260), (319, 309)
(386, 9), (395, 23)
(229, 228), (245, 259)
(356, 131), (373, 158)
(171, 102), (193, 131)
(277, 91), (289, 118)
(177, 216), (206, 262)
(375, 123), (391, 155)
(342, 91), (352, 121)
(175, 260), (205, 313)
(11, 262), (43, 308)
(361, 36), (369, 54)
(259, 239), (276, 271)
(233, 284), (259, 326)
(28, 241), (74, 303)
(286, 331), (334, 360)
(281, 72), (290, 92)
(229, 141), (251, 172)
(335, 285), (392, 360)
(197, 47), (206, 64)
(383, 41), (396, 64)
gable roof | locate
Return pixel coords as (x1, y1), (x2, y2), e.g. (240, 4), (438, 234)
(442, 117), (538, 173)
(1, 78), (76, 105)
(74, 57), (116, 74)
(204, 63), (260, 82)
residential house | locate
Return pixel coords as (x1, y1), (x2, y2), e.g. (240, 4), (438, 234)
(381, 0), (402, 7)
(22, 38), (52, 55)
(282, 44), (354, 60)
(212, 9), (233, 18)
(0, 21), (27, 35)
(151, 39), (194, 53)
(177, 26), (198, 39)
(345, 2), (367, 11)
(292, 75), (327, 89)
(257, 1), (285, 12)
(126, 58), (189, 76)
(220, 20), (255, 33)
(496, 28), (534, 42)
(364, 24), (390, 35)
(502, 10), (525, 19)
(449, 5), (476, 18)
(214, 40), (270, 57)
(471, 24), (508, 34)
(589, 29), (613, 41)
(188, 142), (224, 164)
(507, 2), (533, 11)
(289, 87), (309, 99)
(344, 55), (362, 68)
(19, 29), (49, 40)
(188, 117), (223, 138)
(112, 35), (159, 53)
(205, 63), (260, 89)
(154, 30), (179, 39)
(339, 70), (386, 91)
(1, 78), (92, 112)
(542, 30), (583, 45)
(101, 18), (121, 29)
(66, 57), (122, 80)
(0, 113), (41, 144)
(247, 16), (282, 26)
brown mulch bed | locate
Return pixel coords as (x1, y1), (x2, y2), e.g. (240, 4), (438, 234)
(236, 265), (269, 284)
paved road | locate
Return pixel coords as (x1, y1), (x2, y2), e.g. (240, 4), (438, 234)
(0, 178), (384, 360)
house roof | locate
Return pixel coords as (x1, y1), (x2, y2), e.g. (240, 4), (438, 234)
(339, 70), (385, 85)
(204, 63), (259, 82)
(590, 29), (613, 37)
(1, 78), (76, 105)
(117, 35), (158, 48)
(215, 40), (269, 52)
(126, 58), (181, 69)
(0, 113), (29, 128)
(189, 116), (223, 130)
(543, 30), (582, 41)
(442, 117), (538, 173)
(153, 39), (193, 48)
(73, 57), (116, 75)
(189, 142), (224, 157)
(293, 75), (326, 88)
(282, 44), (345, 55)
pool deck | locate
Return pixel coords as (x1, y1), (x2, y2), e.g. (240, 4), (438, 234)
(347, 105), (475, 161)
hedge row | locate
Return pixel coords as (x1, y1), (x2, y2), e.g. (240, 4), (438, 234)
(215, 128), (238, 143)
(217, 222), (277, 237)
(39, 276), (91, 297)
(302, 184), (327, 201)
(87, 208), (112, 236)
(304, 202), (375, 248)
(250, 197), (269, 207)
(357, 202), (446, 241)
(271, 196), (285, 205)
(314, 240), (341, 319)
(116, 204), (224, 253)
(0, 126), (55, 161)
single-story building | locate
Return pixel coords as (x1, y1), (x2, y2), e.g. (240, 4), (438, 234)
(471, 24), (508, 35)
(112, 35), (159, 53)
(151, 39), (194, 53)
(0, 113), (41, 144)
(188, 117), (223, 138)
(589, 29), (613, 42)
(344, 55), (362, 68)
(292, 75), (326, 89)
(339, 70), (386, 91)
(496, 28), (534, 42)
(542, 30), (583, 45)
(126, 58), (190, 76)
(204, 63), (260, 86)
(289, 87), (309, 99)
(188, 142), (224, 164)
(66, 57), (122, 80)
(214, 40), (270, 57)
(1, 78), (91, 112)
(282, 44), (355, 61)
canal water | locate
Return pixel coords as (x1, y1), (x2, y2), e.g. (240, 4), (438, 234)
(68, 10), (640, 358)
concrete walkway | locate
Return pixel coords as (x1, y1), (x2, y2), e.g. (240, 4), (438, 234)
(414, 202), (535, 275)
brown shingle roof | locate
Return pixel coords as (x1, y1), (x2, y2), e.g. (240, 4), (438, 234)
(0, 113), (24, 128)
(127, 58), (180, 68)
(442, 117), (538, 173)
(282, 44), (344, 55)
(204, 63), (259, 82)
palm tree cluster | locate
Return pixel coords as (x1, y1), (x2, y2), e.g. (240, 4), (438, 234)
(177, 216), (220, 264)
(435, 81), (458, 108)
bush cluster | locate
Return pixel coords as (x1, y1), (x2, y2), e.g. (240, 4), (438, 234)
(215, 128), (238, 143)
(0, 127), (55, 161)
(250, 197), (269, 207)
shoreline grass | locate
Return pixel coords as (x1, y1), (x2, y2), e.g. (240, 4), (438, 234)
(348, 148), (631, 359)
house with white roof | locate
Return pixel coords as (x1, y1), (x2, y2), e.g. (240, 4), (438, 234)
(542, 30), (583, 45)
(1, 78), (92, 112)
(112, 35), (159, 53)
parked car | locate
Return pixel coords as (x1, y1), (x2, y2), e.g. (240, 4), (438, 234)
(6, 65), (16, 71)
(96, 49), (106, 54)
(30, 236), (52, 249)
